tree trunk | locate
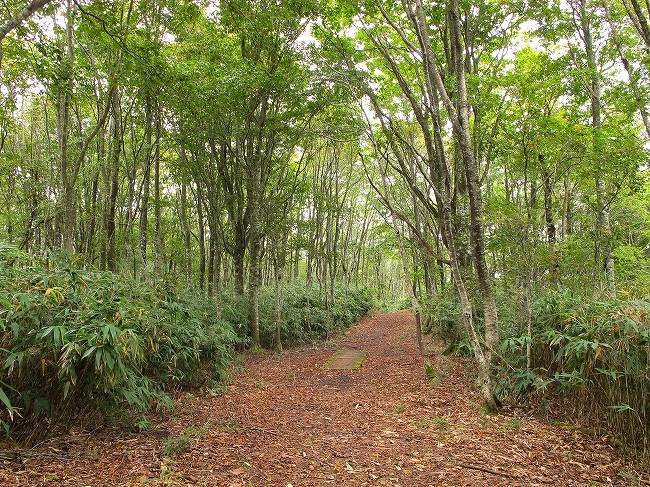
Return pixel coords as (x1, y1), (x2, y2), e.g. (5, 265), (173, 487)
(446, 0), (498, 368)
(248, 199), (261, 347)
(196, 183), (206, 292)
(580, 0), (615, 297)
(58, 0), (74, 254)
(233, 230), (246, 295)
(411, 0), (499, 411)
(139, 96), (153, 272)
(273, 245), (286, 354)
(604, 3), (650, 140)
(540, 155), (558, 287)
(106, 101), (121, 272)
(153, 101), (163, 277)
(180, 175), (192, 285)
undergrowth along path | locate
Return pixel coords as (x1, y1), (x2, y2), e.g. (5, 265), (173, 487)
(0, 312), (641, 486)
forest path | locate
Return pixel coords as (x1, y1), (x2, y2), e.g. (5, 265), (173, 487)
(1, 312), (637, 486)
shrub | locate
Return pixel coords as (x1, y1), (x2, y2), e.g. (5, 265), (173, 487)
(499, 289), (649, 460)
(0, 243), (238, 438)
(254, 284), (372, 348)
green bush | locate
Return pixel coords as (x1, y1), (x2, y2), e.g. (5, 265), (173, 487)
(0, 241), (372, 438)
(501, 289), (649, 459)
(0, 243), (238, 437)
(205, 284), (372, 349)
(250, 284), (372, 348)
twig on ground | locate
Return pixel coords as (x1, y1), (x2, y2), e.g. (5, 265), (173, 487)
(458, 462), (519, 480)
(245, 426), (282, 436)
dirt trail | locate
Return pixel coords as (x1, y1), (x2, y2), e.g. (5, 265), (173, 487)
(0, 312), (639, 486)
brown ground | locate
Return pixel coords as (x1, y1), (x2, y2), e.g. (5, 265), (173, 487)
(0, 312), (645, 486)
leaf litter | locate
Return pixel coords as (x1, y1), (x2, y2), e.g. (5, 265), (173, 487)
(0, 312), (646, 486)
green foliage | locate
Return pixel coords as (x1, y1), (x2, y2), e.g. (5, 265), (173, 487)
(0, 244), (238, 437)
(499, 290), (649, 458)
(162, 423), (210, 457)
(498, 417), (523, 432)
(428, 297), (465, 346)
(162, 434), (194, 457)
(375, 296), (411, 312)
(229, 284), (373, 348)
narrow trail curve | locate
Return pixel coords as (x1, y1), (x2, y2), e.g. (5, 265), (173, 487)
(1, 312), (635, 486)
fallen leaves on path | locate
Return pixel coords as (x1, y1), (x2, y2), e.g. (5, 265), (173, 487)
(0, 312), (644, 486)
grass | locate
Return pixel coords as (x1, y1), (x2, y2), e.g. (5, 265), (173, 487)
(433, 416), (450, 432)
(217, 418), (240, 433)
(162, 423), (211, 457)
(498, 417), (523, 432)
(162, 435), (194, 457)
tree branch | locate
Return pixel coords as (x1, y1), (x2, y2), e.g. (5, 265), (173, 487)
(0, 0), (54, 42)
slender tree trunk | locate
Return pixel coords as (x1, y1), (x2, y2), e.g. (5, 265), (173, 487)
(233, 231), (246, 294)
(248, 190), (261, 347)
(0, 0), (54, 42)
(153, 102), (163, 276)
(208, 220), (216, 295)
(541, 155), (558, 287)
(84, 171), (100, 256)
(389, 211), (427, 367)
(604, 3), (650, 140)
(58, 0), (74, 253)
(562, 173), (573, 238)
(580, 0), (615, 297)
(139, 96), (153, 272)
(624, 0), (650, 46)
(106, 102), (121, 272)
(180, 175), (192, 285)
(273, 244), (286, 354)
(196, 183), (206, 292)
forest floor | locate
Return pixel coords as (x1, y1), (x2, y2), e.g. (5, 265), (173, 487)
(0, 312), (646, 486)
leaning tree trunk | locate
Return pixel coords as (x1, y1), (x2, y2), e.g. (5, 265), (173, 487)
(446, 0), (498, 367)
(411, 0), (499, 411)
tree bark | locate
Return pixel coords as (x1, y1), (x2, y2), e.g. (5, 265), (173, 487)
(106, 98), (122, 272)
(195, 181), (206, 291)
(248, 182), (261, 347)
(273, 243), (286, 354)
(139, 96), (153, 272)
(180, 174), (192, 285)
(410, 0), (499, 410)
(540, 155), (558, 287)
(153, 101), (163, 276)
(579, 0), (616, 297)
